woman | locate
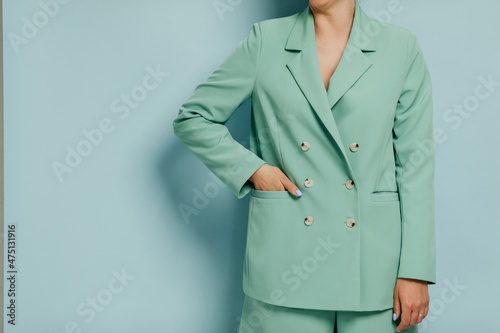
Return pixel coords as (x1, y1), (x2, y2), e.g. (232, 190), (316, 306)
(173, 0), (436, 332)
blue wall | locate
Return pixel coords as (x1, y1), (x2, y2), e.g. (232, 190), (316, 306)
(3, 0), (499, 332)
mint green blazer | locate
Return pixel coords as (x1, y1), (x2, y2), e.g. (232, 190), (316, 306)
(173, 0), (436, 311)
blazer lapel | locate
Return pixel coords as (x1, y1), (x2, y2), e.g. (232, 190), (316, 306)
(285, 1), (376, 180)
(326, 1), (376, 109)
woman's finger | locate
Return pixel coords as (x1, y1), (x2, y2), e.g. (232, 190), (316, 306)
(416, 304), (428, 324)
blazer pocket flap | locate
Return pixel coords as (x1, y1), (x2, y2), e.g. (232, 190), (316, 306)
(370, 191), (400, 202)
(251, 188), (293, 199)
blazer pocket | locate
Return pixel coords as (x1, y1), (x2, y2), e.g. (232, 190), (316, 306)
(370, 191), (400, 202)
(251, 188), (293, 199)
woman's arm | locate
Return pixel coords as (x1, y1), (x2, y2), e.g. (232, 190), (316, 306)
(393, 32), (436, 285)
(392, 32), (436, 331)
(172, 23), (267, 199)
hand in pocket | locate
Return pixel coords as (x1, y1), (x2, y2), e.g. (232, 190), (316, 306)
(249, 164), (302, 197)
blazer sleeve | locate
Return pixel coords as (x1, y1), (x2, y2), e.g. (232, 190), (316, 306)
(393, 33), (437, 285)
(172, 23), (267, 199)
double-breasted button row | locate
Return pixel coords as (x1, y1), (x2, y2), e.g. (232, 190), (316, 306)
(304, 141), (359, 152)
(300, 141), (356, 228)
(301, 142), (313, 188)
(305, 216), (356, 227)
(303, 177), (354, 190)
(301, 142), (313, 225)
(305, 141), (358, 152)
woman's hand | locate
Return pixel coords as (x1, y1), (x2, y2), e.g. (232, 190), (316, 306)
(248, 164), (302, 197)
(393, 278), (429, 332)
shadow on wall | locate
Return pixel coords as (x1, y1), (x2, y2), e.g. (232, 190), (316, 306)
(162, 0), (307, 332)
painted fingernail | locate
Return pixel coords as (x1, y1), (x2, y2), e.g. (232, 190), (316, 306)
(295, 189), (302, 196)
(393, 313), (397, 321)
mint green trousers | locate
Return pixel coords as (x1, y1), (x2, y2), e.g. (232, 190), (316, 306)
(238, 295), (418, 333)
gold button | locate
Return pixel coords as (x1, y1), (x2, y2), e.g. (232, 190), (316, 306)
(304, 178), (314, 187)
(301, 142), (310, 151)
(304, 216), (314, 226)
(349, 143), (359, 152)
(346, 218), (356, 228)
(345, 180), (355, 189)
